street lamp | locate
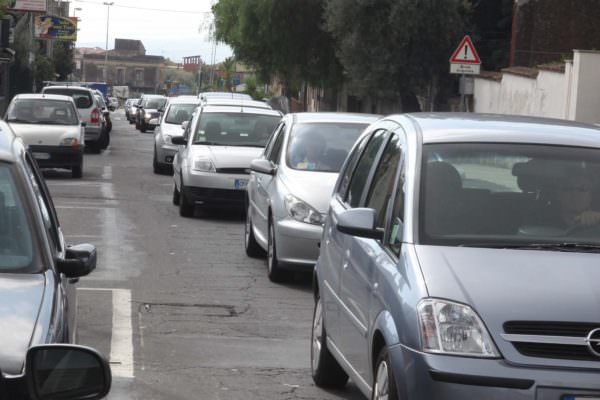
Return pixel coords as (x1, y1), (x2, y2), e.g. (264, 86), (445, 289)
(103, 2), (114, 82)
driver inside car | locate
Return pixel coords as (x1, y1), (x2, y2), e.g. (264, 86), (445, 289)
(552, 173), (600, 229)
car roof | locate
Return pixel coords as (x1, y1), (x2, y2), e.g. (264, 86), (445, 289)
(201, 98), (271, 109)
(43, 85), (92, 92)
(199, 92), (252, 100)
(386, 113), (600, 148)
(0, 121), (19, 163)
(167, 97), (201, 106)
(13, 93), (74, 103)
(200, 105), (282, 116)
(141, 94), (165, 98)
(290, 112), (381, 125)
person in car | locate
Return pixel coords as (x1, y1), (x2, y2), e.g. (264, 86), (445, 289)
(552, 173), (600, 229)
(291, 132), (331, 170)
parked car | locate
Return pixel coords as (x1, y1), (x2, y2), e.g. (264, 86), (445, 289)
(0, 122), (98, 385)
(312, 113), (600, 399)
(41, 86), (108, 153)
(171, 103), (282, 217)
(2, 344), (111, 399)
(108, 96), (119, 111)
(153, 97), (200, 174)
(93, 91), (112, 137)
(5, 94), (85, 178)
(136, 95), (167, 133)
(198, 92), (252, 102)
(127, 98), (140, 124)
(245, 112), (379, 281)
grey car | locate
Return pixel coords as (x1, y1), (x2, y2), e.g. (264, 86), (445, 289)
(245, 112), (379, 282)
(136, 95), (167, 133)
(312, 113), (600, 399)
(153, 97), (200, 174)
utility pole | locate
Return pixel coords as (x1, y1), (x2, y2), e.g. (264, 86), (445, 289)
(103, 2), (114, 82)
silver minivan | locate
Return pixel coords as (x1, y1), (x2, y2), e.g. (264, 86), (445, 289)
(245, 112), (379, 282)
(313, 113), (600, 400)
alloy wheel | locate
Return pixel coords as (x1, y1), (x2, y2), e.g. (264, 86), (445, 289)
(311, 299), (323, 372)
(373, 359), (390, 400)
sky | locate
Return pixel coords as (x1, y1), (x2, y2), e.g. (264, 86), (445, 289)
(72, 0), (233, 64)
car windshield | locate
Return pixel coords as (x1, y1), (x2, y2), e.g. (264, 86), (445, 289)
(193, 112), (280, 147)
(420, 143), (600, 247)
(6, 99), (78, 125)
(43, 88), (92, 109)
(144, 98), (166, 109)
(0, 164), (35, 272)
(165, 104), (197, 125)
(286, 122), (367, 172)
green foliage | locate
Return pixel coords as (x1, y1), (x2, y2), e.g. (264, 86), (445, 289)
(324, 0), (471, 108)
(34, 53), (54, 87)
(243, 75), (269, 100)
(52, 42), (75, 81)
(212, 0), (342, 90)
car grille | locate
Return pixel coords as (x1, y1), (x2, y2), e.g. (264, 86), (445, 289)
(215, 167), (250, 175)
(504, 321), (600, 362)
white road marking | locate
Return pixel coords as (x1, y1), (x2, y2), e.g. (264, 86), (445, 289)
(102, 165), (113, 180)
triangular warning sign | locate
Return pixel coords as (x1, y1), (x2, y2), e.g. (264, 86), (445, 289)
(450, 35), (481, 64)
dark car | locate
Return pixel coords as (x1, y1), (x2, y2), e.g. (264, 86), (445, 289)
(0, 121), (97, 380)
(135, 94), (167, 133)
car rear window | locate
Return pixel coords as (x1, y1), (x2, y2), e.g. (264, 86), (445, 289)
(193, 112), (280, 147)
(0, 164), (36, 272)
(6, 99), (79, 125)
(43, 88), (93, 109)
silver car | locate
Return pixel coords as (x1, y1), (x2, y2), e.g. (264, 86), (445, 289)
(153, 97), (200, 174)
(171, 103), (282, 217)
(312, 113), (600, 400)
(245, 112), (379, 282)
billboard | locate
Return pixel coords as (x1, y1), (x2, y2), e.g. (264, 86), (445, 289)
(11, 0), (47, 12)
(33, 15), (77, 41)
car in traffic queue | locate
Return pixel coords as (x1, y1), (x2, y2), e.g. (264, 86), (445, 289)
(245, 112), (380, 282)
(93, 91), (112, 137)
(5, 94), (85, 178)
(171, 101), (281, 217)
(311, 113), (600, 400)
(198, 91), (252, 102)
(108, 96), (119, 111)
(41, 85), (108, 153)
(126, 98), (140, 124)
(153, 96), (201, 174)
(0, 122), (99, 385)
(135, 94), (167, 133)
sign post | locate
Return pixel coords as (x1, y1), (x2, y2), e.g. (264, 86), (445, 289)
(449, 35), (481, 111)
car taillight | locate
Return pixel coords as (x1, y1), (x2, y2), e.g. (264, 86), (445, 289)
(90, 108), (100, 123)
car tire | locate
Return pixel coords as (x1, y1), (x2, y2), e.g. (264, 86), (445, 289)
(153, 148), (161, 174)
(179, 179), (194, 217)
(311, 295), (349, 388)
(89, 141), (102, 154)
(72, 163), (83, 179)
(267, 218), (287, 282)
(172, 183), (180, 206)
(245, 204), (266, 258)
(372, 347), (399, 400)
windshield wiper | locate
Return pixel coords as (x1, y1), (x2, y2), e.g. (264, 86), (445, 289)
(459, 242), (600, 252)
(192, 141), (225, 146)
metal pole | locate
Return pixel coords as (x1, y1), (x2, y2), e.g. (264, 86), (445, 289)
(103, 2), (114, 82)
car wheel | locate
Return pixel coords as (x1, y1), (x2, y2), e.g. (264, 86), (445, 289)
(179, 179), (194, 217)
(140, 122), (147, 133)
(245, 204), (266, 258)
(89, 141), (102, 154)
(267, 218), (287, 282)
(172, 183), (180, 206)
(311, 295), (349, 388)
(72, 163), (83, 179)
(372, 347), (399, 400)
(153, 148), (161, 174)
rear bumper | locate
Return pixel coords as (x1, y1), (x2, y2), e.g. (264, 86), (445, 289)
(84, 125), (102, 142)
(29, 145), (83, 168)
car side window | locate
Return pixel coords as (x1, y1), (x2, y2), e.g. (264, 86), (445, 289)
(345, 129), (388, 208)
(267, 125), (286, 164)
(365, 133), (402, 228)
(264, 123), (284, 158)
(386, 137), (407, 256)
(23, 153), (62, 253)
(337, 133), (371, 199)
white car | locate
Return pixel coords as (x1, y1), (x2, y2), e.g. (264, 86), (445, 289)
(6, 94), (85, 178)
(108, 97), (119, 111)
(171, 102), (282, 217)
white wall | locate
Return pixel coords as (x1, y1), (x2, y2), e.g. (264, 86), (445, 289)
(571, 51), (600, 124)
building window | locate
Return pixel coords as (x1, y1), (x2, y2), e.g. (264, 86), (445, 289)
(117, 68), (125, 84)
(97, 66), (104, 81)
(135, 69), (143, 84)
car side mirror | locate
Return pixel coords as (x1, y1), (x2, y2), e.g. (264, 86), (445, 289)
(26, 344), (111, 400)
(181, 120), (189, 130)
(250, 158), (276, 175)
(171, 135), (187, 145)
(335, 208), (383, 240)
(56, 244), (97, 278)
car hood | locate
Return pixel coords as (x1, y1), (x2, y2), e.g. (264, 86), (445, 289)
(280, 168), (339, 213)
(9, 123), (81, 146)
(0, 274), (45, 375)
(415, 245), (600, 363)
(190, 145), (263, 169)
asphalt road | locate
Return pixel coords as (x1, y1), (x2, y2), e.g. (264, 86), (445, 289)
(44, 110), (363, 400)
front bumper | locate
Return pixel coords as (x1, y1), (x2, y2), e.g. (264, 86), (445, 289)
(182, 170), (250, 207)
(391, 345), (600, 400)
(274, 218), (322, 269)
(29, 145), (84, 169)
(157, 143), (178, 164)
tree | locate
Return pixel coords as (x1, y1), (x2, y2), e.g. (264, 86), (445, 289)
(52, 42), (75, 81)
(324, 0), (471, 111)
(212, 0), (342, 94)
(221, 56), (235, 91)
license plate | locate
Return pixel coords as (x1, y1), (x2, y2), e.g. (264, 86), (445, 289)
(32, 152), (50, 160)
(234, 179), (248, 189)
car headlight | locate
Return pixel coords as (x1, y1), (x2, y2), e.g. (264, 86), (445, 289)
(61, 137), (80, 147)
(192, 158), (216, 173)
(145, 112), (152, 119)
(284, 194), (324, 225)
(417, 299), (499, 358)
